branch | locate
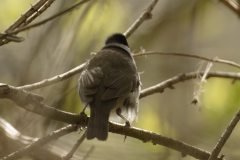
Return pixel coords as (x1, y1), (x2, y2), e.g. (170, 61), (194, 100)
(0, 117), (63, 159)
(0, 71), (236, 159)
(26, 0), (56, 25)
(0, 119), (224, 160)
(124, 0), (159, 38)
(109, 122), (223, 160)
(7, 0), (90, 35)
(18, 63), (86, 91)
(208, 108), (240, 160)
(62, 131), (86, 160)
(4, 71), (239, 124)
(140, 71), (240, 99)
(0, 33), (24, 42)
(0, 83), (87, 125)
(220, 0), (240, 17)
(134, 51), (240, 69)
(0, 0), (56, 46)
(1, 125), (78, 160)
(4, 0), (49, 31)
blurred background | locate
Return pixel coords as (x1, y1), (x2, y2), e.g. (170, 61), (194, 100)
(1, 0), (240, 159)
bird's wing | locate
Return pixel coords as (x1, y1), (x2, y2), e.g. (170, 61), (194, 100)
(78, 67), (103, 103)
(102, 71), (139, 101)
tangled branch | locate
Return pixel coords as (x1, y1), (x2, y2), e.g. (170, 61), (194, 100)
(0, 70), (238, 160)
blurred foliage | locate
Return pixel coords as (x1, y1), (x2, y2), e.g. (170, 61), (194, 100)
(1, 0), (240, 159)
(203, 79), (240, 134)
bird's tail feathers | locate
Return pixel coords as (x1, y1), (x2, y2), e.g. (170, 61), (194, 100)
(86, 108), (110, 141)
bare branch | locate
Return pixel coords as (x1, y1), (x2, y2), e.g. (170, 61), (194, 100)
(208, 108), (240, 160)
(18, 50), (240, 91)
(5, 0), (49, 31)
(1, 125), (78, 160)
(0, 112), (224, 160)
(0, 71), (237, 160)
(140, 71), (240, 99)
(109, 122), (223, 160)
(62, 131), (86, 160)
(8, 0), (90, 35)
(0, 0), (56, 46)
(4, 71), (239, 125)
(124, 0), (159, 38)
(18, 63), (86, 91)
(220, 0), (240, 17)
(0, 83), (87, 125)
(0, 117), (63, 159)
(0, 33), (24, 42)
(134, 51), (240, 69)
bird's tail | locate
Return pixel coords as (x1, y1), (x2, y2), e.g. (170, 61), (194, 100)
(86, 108), (110, 141)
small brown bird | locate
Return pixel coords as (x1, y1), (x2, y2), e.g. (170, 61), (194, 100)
(78, 33), (141, 141)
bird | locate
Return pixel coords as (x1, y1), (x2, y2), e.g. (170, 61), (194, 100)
(78, 33), (141, 141)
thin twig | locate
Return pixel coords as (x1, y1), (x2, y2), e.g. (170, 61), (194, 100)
(208, 108), (240, 160)
(140, 71), (240, 99)
(0, 125), (78, 160)
(220, 0), (240, 17)
(17, 63), (86, 91)
(124, 0), (159, 38)
(134, 51), (240, 69)
(25, 0), (56, 26)
(62, 131), (86, 160)
(8, 0), (90, 35)
(18, 51), (240, 91)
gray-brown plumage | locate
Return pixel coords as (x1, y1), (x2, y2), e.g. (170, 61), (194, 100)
(78, 33), (140, 141)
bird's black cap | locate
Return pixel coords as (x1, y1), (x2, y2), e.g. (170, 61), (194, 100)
(105, 33), (129, 47)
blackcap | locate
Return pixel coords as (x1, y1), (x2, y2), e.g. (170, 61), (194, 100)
(78, 33), (140, 141)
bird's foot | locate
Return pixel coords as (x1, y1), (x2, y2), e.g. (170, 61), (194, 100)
(125, 120), (131, 127)
(79, 111), (87, 116)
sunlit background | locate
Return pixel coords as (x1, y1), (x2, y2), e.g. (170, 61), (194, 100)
(1, 0), (240, 159)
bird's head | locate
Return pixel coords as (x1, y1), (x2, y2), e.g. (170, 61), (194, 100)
(105, 33), (129, 47)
